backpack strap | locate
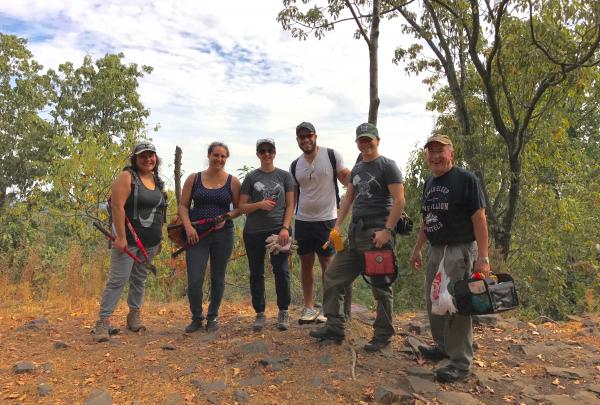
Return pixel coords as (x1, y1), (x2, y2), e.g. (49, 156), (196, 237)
(326, 148), (341, 209)
(128, 168), (141, 221)
(290, 158), (300, 214)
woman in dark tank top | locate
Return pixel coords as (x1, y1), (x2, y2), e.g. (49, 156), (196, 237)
(93, 141), (166, 342)
(178, 142), (241, 333)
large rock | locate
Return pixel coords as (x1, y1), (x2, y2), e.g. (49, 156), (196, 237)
(238, 374), (265, 387)
(573, 391), (600, 404)
(234, 389), (250, 403)
(542, 394), (580, 405)
(373, 386), (412, 404)
(84, 388), (112, 405)
(37, 383), (52, 397)
(545, 366), (590, 379)
(406, 375), (436, 394)
(240, 342), (268, 353)
(436, 391), (479, 405)
(13, 361), (35, 374)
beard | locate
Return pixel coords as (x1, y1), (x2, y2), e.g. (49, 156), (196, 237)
(301, 141), (316, 154)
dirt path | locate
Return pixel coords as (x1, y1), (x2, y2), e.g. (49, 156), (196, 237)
(1, 301), (599, 404)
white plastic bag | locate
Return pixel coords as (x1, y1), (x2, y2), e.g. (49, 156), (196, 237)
(430, 248), (457, 315)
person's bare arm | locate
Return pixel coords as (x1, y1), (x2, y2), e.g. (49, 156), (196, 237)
(111, 170), (132, 252)
(372, 183), (405, 248)
(472, 208), (491, 275)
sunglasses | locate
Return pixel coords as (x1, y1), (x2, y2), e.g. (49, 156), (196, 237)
(297, 133), (315, 140)
(258, 148), (275, 155)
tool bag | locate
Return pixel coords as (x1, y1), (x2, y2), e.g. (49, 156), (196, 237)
(362, 249), (398, 287)
(453, 273), (519, 315)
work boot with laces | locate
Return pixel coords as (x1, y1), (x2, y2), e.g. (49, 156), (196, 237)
(126, 308), (146, 332)
(92, 317), (111, 342)
(253, 312), (266, 332)
(277, 310), (290, 331)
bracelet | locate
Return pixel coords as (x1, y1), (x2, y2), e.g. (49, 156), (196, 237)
(476, 256), (490, 264)
(384, 227), (395, 235)
(281, 226), (289, 232)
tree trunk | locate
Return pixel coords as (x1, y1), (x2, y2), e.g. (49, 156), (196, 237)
(368, 0), (381, 125)
(174, 146), (182, 206)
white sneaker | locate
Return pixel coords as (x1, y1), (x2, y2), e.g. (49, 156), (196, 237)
(299, 307), (319, 324)
(316, 312), (327, 323)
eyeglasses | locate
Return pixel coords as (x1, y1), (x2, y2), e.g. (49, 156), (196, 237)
(258, 148), (275, 155)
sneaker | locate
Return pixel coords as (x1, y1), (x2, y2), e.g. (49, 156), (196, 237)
(206, 319), (219, 332)
(364, 337), (391, 352)
(253, 312), (266, 332)
(316, 310), (327, 324)
(126, 308), (146, 332)
(435, 365), (470, 382)
(299, 307), (319, 325)
(418, 345), (449, 362)
(309, 326), (345, 342)
(185, 319), (203, 333)
(277, 310), (290, 331)
(92, 317), (110, 342)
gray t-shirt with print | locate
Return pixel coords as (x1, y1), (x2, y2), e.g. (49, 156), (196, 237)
(351, 155), (403, 223)
(241, 168), (295, 234)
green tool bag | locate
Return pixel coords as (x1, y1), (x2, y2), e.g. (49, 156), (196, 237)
(453, 273), (519, 315)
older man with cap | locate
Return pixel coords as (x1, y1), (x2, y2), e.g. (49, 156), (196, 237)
(409, 133), (490, 382)
(290, 122), (351, 324)
(309, 123), (405, 352)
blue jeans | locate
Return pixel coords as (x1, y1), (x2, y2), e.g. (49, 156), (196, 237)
(185, 227), (234, 321)
(243, 231), (290, 313)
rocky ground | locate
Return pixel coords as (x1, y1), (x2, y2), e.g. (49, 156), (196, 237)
(1, 300), (600, 404)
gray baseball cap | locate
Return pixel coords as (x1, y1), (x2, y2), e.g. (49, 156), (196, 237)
(133, 141), (156, 155)
(296, 121), (316, 135)
(256, 138), (276, 151)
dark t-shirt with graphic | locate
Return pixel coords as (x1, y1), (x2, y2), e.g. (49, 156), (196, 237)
(241, 168), (295, 234)
(421, 166), (486, 246)
(351, 156), (403, 223)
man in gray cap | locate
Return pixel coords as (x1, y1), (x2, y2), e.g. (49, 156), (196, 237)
(410, 133), (490, 382)
(290, 122), (350, 324)
(309, 123), (405, 352)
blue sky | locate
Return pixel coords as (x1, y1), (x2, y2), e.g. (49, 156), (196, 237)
(1, 1), (435, 186)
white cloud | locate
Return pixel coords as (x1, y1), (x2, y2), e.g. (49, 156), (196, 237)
(2, 0), (436, 185)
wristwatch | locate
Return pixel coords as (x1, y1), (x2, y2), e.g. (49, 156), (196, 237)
(476, 256), (490, 264)
(281, 226), (289, 232)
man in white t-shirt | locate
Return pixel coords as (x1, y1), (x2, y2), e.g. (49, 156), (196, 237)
(291, 122), (351, 324)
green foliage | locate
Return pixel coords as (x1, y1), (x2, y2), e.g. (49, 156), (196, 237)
(0, 34), (53, 207)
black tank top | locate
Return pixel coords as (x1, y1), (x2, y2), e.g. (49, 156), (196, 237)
(124, 169), (165, 246)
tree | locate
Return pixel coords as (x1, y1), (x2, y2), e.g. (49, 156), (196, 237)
(278, 0), (410, 124)
(393, 0), (600, 256)
(0, 34), (53, 208)
(47, 53), (153, 145)
(43, 53), (155, 223)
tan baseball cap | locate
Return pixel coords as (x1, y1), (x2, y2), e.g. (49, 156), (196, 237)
(424, 134), (453, 148)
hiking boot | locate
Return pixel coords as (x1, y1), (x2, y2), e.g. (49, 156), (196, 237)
(253, 312), (266, 332)
(299, 307), (319, 325)
(419, 345), (449, 362)
(185, 319), (203, 333)
(309, 326), (345, 342)
(206, 319), (219, 332)
(435, 365), (470, 382)
(364, 337), (391, 352)
(126, 308), (146, 332)
(277, 310), (290, 331)
(92, 317), (111, 342)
